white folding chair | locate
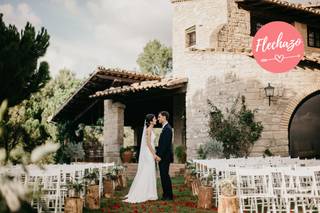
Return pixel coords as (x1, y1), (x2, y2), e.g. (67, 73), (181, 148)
(236, 168), (274, 213)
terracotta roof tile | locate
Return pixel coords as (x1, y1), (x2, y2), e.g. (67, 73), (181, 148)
(95, 67), (161, 81)
(90, 77), (188, 98)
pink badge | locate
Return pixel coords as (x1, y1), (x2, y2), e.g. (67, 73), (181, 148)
(252, 21), (304, 73)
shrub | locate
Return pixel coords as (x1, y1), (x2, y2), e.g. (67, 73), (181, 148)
(63, 142), (85, 162)
(197, 139), (224, 159)
(208, 96), (263, 158)
(175, 145), (187, 163)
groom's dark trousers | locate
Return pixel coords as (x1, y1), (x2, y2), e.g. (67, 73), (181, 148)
(157, 123), (174, 200)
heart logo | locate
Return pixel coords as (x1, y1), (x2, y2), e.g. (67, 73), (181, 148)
(274, 54), (284, 63)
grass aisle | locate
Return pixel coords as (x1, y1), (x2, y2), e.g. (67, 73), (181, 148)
(85, 176), (218, 213)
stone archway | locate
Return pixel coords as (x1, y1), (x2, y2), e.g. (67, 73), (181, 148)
(280, 83), (320, 158)
(288, 91), (320, 158)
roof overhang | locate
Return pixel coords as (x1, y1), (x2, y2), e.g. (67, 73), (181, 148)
(89, 77), (188, 99)
(236, 0), (320, 26)
(50, 67), (161, 123)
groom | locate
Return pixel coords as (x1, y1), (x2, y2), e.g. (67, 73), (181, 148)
(156, 111), (174, 201)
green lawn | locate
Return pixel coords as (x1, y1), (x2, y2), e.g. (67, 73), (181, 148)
(84, 176), (218, 213)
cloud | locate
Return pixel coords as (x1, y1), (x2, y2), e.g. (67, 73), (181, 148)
(1, 1), (172, 78)
(49, 0), (80, 15)
(0, 3), (41, 29)
(45, 0), (172, 77)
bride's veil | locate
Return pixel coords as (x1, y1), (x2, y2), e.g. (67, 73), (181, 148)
(138, 120), (148, 164)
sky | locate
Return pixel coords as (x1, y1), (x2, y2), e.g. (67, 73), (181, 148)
(0, 0), (173, 78)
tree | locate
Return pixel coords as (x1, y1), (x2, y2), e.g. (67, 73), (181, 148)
(3, 69), (82, 156)
(137, 39), (172, 76)
(0, 13), (50, 107)
(207, 96), (263, 158)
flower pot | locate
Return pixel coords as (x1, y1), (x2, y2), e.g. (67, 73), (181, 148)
(121, 173), (128, 188)
(122, 151), (133, 163)
(218, 195), (239, 213)
(185, 174), (195, 188)
(64, 197), (83, 213)
(115, 175), (124, 190)
(103, 179), (114, 198)
(197, 186), (213, 209)
(184, 170), (191, 184)
(85, 185), (100, 209)
(191, 178), (201, 196)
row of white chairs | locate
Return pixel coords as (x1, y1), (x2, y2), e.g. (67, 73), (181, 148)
(1, 162), (115, 213)
(192, 157), (320, 213)
(194, 156), (320, 208)
(236, 166), (320, 213)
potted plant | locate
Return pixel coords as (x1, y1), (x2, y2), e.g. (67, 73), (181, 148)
(65, 181), (84, 213)
(184, 161), (197, 187)
(175, 145), (187, 163)
(111, 165), (126, 190)
(120, 146), (134, 163)
(197, 174), (214, 209)
(83, 171), (100, 209)
(103, 168), (118, 198)
(191, 175), (201, 196)
(218, 177), (239, 212)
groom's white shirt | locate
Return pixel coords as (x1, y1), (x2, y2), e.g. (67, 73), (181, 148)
(162, 121), (168, 129)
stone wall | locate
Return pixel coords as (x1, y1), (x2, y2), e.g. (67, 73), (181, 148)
(171, 0), (320, 159)
(172, 0), (228, 77)
(217, 0), (251, 50)
(180, 51), (320, 159)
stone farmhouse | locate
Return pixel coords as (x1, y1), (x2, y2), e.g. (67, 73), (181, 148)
(52, 0), (320, 163)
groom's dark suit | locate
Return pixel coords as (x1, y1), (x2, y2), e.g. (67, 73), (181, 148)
(156, 122), (174, 200)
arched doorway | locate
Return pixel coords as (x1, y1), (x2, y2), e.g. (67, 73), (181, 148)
(289, 91), (320, 158)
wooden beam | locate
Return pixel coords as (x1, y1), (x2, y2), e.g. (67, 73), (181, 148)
(72, 99), (100, 124)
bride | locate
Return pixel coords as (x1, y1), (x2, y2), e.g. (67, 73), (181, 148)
(124, 114), (161, 203)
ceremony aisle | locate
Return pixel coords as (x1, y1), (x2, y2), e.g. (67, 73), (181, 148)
(85, 176), (218, 213)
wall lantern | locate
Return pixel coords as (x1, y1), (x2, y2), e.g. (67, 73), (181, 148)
(264, 83), (275, 106)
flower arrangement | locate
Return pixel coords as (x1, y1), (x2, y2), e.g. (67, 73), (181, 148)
(67, 180), (84, 198)
(84, 170), (99, 185)
(200, 174), (214, 187)
(104, 165), (124, 181)
(185, 160), (197, 177)
(218, 177), (237, 197)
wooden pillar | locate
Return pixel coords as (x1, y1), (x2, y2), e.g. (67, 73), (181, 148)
(103, 100), (125, 164)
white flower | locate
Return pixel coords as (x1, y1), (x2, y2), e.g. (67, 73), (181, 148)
(0, 181), (21, 212)
(0, 148), (6, 163)
(31, 142), (60, 163)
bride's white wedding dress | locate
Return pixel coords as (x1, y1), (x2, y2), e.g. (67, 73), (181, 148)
(124, 125), (158, 203)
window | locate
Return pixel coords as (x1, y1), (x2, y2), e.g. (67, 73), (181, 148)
(186, 26), (196, 47)
(308, 26), (320, 48)
(250, 15), (292, 36)
(250, 16), (273, 36)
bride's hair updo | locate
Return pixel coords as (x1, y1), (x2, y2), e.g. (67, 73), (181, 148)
(145, 114), (155, 127)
